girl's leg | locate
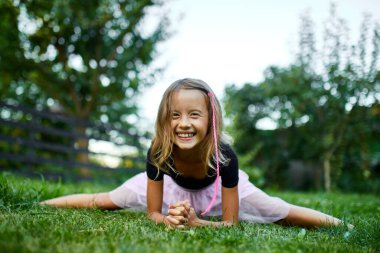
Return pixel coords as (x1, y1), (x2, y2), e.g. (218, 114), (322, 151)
(40, 192), (120, 210)
(239, 189), (350, 228)
(238, 169), (353, 229)
(276, 204), (346, 228)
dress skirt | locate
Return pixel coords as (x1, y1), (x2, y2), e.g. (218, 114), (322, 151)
(109, 169), (290, 223)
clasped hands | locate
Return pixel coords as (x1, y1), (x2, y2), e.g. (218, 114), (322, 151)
(165, 200), (198, 229)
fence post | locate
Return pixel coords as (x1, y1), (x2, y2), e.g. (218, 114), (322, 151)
(26, 117), (37, 174)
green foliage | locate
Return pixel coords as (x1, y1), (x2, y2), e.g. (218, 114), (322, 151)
(237, 145), (265, 187)
(1, 173), (379, 253)
(0, 0), (170, 144)
(224, 5), (380, 192)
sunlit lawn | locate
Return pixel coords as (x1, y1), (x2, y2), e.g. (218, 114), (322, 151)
(0, 172), (379, 253)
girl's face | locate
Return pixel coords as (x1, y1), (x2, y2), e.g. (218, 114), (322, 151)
(170, 89), (209, 151)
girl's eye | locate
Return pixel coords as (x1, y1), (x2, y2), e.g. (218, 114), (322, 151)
(190, 112), (200, 118)
(172, 113), (180, 119)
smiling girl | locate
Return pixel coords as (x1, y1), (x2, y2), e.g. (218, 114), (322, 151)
(42, 78), (351, 229)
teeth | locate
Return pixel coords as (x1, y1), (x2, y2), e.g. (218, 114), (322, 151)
(178, 133), (194, 138)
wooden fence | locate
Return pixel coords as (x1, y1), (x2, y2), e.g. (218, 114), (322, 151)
(0, 100), (144, 182)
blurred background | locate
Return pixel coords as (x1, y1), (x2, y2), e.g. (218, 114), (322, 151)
(0, 0), (379, 193)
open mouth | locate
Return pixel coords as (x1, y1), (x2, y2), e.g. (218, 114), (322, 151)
(176, 132), (195, 139)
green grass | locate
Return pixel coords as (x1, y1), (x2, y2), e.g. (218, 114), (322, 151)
(1, 172), (379, 253)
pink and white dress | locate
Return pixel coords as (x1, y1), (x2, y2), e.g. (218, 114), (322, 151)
(109, 145), (290, 223)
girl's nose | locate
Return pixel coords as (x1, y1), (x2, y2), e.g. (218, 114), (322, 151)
(179, 116), (191, 128)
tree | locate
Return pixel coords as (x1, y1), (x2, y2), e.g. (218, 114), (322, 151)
(0, 0), (170, 166)
(300, 5), (380, 191)
(224, 5), (380, 191)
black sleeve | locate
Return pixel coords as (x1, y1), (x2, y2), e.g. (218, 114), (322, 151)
(220, 144), (239, 188)
(146, 148), (164, 181)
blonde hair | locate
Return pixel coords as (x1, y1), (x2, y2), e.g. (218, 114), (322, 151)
(149, 78), (229, 176)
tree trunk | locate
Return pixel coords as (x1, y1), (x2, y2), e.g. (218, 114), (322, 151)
(323, 155), (331, 192)
(321, 117), (348, 192)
